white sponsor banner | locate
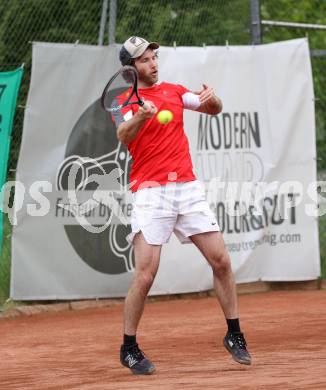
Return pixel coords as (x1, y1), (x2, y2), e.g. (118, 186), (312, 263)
(11, 38), (320, 300)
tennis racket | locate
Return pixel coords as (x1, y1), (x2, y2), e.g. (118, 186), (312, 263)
(101, 65), (144, 113)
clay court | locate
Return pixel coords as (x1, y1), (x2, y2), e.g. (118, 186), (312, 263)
(0, 289), (325, 390)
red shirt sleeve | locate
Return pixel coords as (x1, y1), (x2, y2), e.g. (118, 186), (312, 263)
(174, 84), (191, 97)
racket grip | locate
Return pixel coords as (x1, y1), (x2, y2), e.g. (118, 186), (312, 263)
(139, 99), (144, 107)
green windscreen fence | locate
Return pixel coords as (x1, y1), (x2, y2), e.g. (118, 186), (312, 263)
(0, 67), (23, 251)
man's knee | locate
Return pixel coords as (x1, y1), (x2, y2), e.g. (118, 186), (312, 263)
(210, 251), (232, 277)
(135, 271), (155, 294)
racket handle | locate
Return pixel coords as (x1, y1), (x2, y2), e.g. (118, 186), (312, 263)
(139, 99), (144, 106)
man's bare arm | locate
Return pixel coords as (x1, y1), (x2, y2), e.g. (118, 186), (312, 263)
(117, 101), (157, 145)
(194, 84), (222, 115)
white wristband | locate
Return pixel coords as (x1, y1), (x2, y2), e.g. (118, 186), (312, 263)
(182, 92), (201, 110)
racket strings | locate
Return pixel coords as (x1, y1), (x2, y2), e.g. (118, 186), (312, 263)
(102, 67), (138, 113)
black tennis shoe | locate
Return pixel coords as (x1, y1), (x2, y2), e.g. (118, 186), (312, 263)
(120, 343), (156, 375)
(223, 331), (252, 365)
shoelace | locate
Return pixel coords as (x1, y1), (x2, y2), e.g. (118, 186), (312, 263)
(231, 332), (247, 349)
(127, 343), (145, 360)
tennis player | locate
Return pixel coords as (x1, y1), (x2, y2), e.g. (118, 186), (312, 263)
(115, 36), (252, 375)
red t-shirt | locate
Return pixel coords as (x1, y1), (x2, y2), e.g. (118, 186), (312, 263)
(115, 82), (196, 192)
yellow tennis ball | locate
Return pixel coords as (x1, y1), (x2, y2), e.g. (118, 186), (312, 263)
(157, 110), (173, 124)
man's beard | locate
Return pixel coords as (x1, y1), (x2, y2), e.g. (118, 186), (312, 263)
(139, 71), (158, 86)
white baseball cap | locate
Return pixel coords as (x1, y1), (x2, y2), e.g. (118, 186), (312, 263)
(120, 36), (159, 65)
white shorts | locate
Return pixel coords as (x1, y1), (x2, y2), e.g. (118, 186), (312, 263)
(127, 180), (220, 245)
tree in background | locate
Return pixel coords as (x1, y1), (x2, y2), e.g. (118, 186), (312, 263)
(115, 0), (250, 46)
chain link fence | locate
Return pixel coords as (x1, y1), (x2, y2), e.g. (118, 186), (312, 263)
(0, 216), (10, 306)
(0, 0), (103, 175)
(314, 55), (326, 279)
(313, 55), (326, 279)
(0, 0), (325, 304)
(314, 56), (326, 276)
